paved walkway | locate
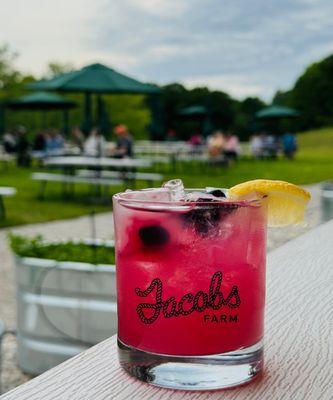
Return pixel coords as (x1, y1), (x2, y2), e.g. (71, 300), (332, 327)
(0, 184), (324, 393)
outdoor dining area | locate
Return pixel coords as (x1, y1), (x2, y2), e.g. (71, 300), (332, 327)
(0, 62), (243, 207)
(3, 0), (333, 396)
(0, 60), (332, 400)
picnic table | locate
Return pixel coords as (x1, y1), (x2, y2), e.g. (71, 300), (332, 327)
(33, 156), (158, 198)
(43, 156), (152, 169)
(0, 152), (14, 170)
(134, 141), (208, 171)
(2, 220), (332, 400)
(0, 186), (16, 219)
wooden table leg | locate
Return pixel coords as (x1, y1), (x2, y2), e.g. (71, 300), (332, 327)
(0, 196), (5, 219)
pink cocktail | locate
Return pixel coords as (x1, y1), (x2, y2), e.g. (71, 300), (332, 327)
(113, 185), (267, 390)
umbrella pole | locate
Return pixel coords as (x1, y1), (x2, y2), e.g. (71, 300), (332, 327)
(203, 115), (213, 137)
(0, 106), (6, 135)
(148, 94), (164, 140)
(63, 110), (69, 136)
(41, 111), (47, 128)
(97, 94), (101, 130)
(83, 92), (92, 134)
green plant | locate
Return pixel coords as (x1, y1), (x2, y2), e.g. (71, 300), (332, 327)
(9, 234), (115, 265)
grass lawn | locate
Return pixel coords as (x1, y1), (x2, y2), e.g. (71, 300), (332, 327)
(0, 127), (332, 228)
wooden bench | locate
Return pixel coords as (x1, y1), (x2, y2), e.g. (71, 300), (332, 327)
(2, 220), (332, 399)
(77, 170), (163, 187)
(31, 172), (123, 199)
(0, 186), (16, 219)
(137, 155), (169, 164)
(0, 152), (14, 170)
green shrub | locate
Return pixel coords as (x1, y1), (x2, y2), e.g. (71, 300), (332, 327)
(9, 234), (115, 265)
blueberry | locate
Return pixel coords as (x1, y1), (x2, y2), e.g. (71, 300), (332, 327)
(183, 205), (219, 235)
(208, 189), (226, 198)
(139, 225), (170, 246)
(182, 199), (238, 236)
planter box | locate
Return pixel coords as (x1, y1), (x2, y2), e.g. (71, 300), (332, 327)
(14, 242), (116, 375)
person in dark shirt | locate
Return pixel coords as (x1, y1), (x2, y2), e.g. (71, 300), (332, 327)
(16, 126), (31, 167)
(113, 124), (133, 158)
(165, 129), (177, 142)
(282, 132), (297, 160)
(33, 130), (46, 151)
(71, 126), (85, 153)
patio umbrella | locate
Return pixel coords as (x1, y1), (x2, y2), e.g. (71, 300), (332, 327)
(4, 91), (77, 134)
(178, 105), (213, 136)
(27, 63), (161, 133)
(6, 92), (76, 110)
(255, 105), (299, 119)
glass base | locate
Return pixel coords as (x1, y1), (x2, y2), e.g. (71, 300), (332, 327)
(118, 338), (263, 391)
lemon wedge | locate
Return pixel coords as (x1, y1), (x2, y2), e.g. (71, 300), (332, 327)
(228, 179), (311, 227)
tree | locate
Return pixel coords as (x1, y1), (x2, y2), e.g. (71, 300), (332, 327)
(232, 97), (266, 140)
(272, 54), (333, 130)
(45, 62), (74, 79)
(0, 44), (38, 134)
(159, 84), (237, 140)
(0, 44), (24, 99)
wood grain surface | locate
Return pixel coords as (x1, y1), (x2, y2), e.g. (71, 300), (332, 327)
(2, 220), (333, 400)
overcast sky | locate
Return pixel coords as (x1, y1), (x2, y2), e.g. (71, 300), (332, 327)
(1, 0), (333, 100)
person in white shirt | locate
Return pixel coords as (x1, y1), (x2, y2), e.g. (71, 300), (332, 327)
(84, 127), (106, 157)
(250, 134), (263, 159)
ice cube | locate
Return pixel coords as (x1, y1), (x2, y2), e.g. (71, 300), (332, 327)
(163, 179), (185, 201)
(184, 191), (216, 202)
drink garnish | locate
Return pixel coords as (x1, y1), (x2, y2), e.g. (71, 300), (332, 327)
(228, 179), (311, 227)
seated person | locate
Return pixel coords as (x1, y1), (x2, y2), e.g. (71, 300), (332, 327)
(282, 132), (297, 160)
(2, 130), (17, 153)
(84, 127), (105, 157)
(112, 125), (133, 158)
(165, 129), (177, 142)
(46, 129), (64, 154)
(16, 126), (31, 167)
(250, 133), (263, 159)
(71, 126), (85, 152)
(208, 131), (225, 157)
(33, 130), (47, 152)
(223, 133), (240, 161)
(263, 134), (278, 159)
(188, 133), (203, 147)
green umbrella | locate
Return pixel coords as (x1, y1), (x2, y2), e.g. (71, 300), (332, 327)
(27, 63), (161, 133)
(255, 105), (299, 119)
(178, 105), (213, 136)
(4, 91), (77, 134)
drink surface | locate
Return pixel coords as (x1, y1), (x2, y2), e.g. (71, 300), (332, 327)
(114, 190), (267, 356)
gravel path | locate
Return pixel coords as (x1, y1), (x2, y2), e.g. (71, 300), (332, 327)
(0, 183), (324, 393)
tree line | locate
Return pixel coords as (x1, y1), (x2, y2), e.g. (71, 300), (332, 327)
(273, 54), (333, 131)
(1, 44), (332, 141)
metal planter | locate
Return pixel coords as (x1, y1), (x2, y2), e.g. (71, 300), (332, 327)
(14, 245), (116, 375)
